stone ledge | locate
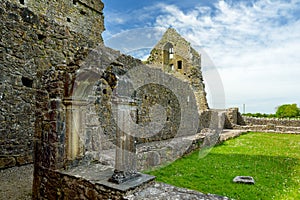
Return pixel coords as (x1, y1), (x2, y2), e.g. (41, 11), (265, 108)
(219, 130), (247, 143)
(0, 156), (16, 169)
(61, 164), (155, 193)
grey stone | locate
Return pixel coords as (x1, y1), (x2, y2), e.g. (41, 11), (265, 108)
(125, 182), (231, 200)
(233, 176), (255, 185)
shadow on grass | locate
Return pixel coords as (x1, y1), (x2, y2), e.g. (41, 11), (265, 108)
(146, 152), (299, 200)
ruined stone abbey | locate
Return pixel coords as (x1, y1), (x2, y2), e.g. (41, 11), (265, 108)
(1, 0), (300, 199)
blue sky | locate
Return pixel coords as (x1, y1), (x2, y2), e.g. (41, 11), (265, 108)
(102, 0), (300, 114)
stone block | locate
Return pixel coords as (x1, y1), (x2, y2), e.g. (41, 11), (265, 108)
(0, 156), (16, 169)
(233, 176), (255, 185)
(16, 154), (33, 165)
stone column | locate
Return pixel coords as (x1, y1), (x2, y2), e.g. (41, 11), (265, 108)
(63, 98), (87, 160)
(109, 96), (140, 184)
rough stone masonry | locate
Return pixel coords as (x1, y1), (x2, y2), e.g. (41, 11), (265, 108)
(0, 0), (230, 199)
(0, 0), (104, 169)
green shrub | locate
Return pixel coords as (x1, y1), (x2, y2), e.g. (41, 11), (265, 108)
(243, 104), (300, 119)
(275, 104), (300, 118)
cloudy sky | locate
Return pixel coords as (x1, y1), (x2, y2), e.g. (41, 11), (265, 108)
(102, 0), (300, 114)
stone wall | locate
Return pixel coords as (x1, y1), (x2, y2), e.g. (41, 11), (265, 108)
(222, 108), (245, 129)
(234, 125), (300, 134)
(223, 108), (300, 133)
(233, 116), (300, 134)
(243, 116), (300, 127)
(32, 164), (155, 200)
(0, 0), (104, 169)
(8, 0), (104, 44)
(32, 42), (217, 199)
(1, 1), (224, 198)
(147, 28), (209, 112)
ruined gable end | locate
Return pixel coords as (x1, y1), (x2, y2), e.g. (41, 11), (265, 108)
(147, 28), (209, 111)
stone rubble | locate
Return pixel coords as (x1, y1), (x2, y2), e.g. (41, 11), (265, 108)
(125, 182), (231, 200)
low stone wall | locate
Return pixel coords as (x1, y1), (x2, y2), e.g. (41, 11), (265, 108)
(234, 125), (300, 134)
(84, 133), (206, 172)
(235, 116), (300, 134)
(32, 164), (230, 200)
(32, 165), (155, 200)
(243, 116), (300, 127)
(223, 109), (300, 134)
(137, 133), (205, 171)
(32, 129), (231, 200)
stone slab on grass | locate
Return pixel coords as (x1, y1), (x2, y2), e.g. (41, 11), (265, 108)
(233, 176), (255, 185)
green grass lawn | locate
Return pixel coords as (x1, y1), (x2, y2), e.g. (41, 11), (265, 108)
(145, 132), (300, 200)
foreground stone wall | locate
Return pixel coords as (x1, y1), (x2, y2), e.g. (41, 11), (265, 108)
(33, 165), (155, 200)
(33, 164), (230, 200)
(0, 0), (104, 169)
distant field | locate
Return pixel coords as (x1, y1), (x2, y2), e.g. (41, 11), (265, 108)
(145, 132), (300, 200)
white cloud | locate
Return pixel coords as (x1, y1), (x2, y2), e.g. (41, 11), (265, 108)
(152, 0), (300, 113)
(103, 0), (300, 113)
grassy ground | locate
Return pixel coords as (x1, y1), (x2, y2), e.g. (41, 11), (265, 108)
(145, 132), (300, 200)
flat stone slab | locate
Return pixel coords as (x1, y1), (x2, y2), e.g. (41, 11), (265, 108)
(233, 176), (255, 185)
(219, 130), (246, 142)
(61, 164), (155, 192)
(99, 172), (155, 192)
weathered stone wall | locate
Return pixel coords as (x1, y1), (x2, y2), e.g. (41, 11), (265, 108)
(32, 165), (155, 200)
(0, 0), (104, 169)
(232, 116), (300, 134)
(32, 164), (230, 200)
(8, 0), (104, 44)
(147, 28), (209, 112)
(1, 1), (222, 198)
(223, 108), (300, 133)
(136, 133), (205, 171)
(220, 108), (300, 133)
(33, 44), (215, 199)
(223, 108), (246, 129)
(243, 116), (300, 127)
(234, 125), (300, 134)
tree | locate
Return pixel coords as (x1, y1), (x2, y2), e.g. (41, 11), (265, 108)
(275, 104), (300, 118)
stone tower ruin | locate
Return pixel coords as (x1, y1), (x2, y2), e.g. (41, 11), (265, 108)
(147, 28), (209, 112)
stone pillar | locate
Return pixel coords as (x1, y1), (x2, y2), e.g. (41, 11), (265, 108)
(109, 96), (140, 184)
(63, 98), (87, 160)
(225, 108), (239, 128)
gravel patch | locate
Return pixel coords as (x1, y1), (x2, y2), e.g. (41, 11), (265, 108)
(0, 164), (33, 200)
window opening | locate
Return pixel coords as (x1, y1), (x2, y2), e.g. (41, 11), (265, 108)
(177, 60), (182, 69)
